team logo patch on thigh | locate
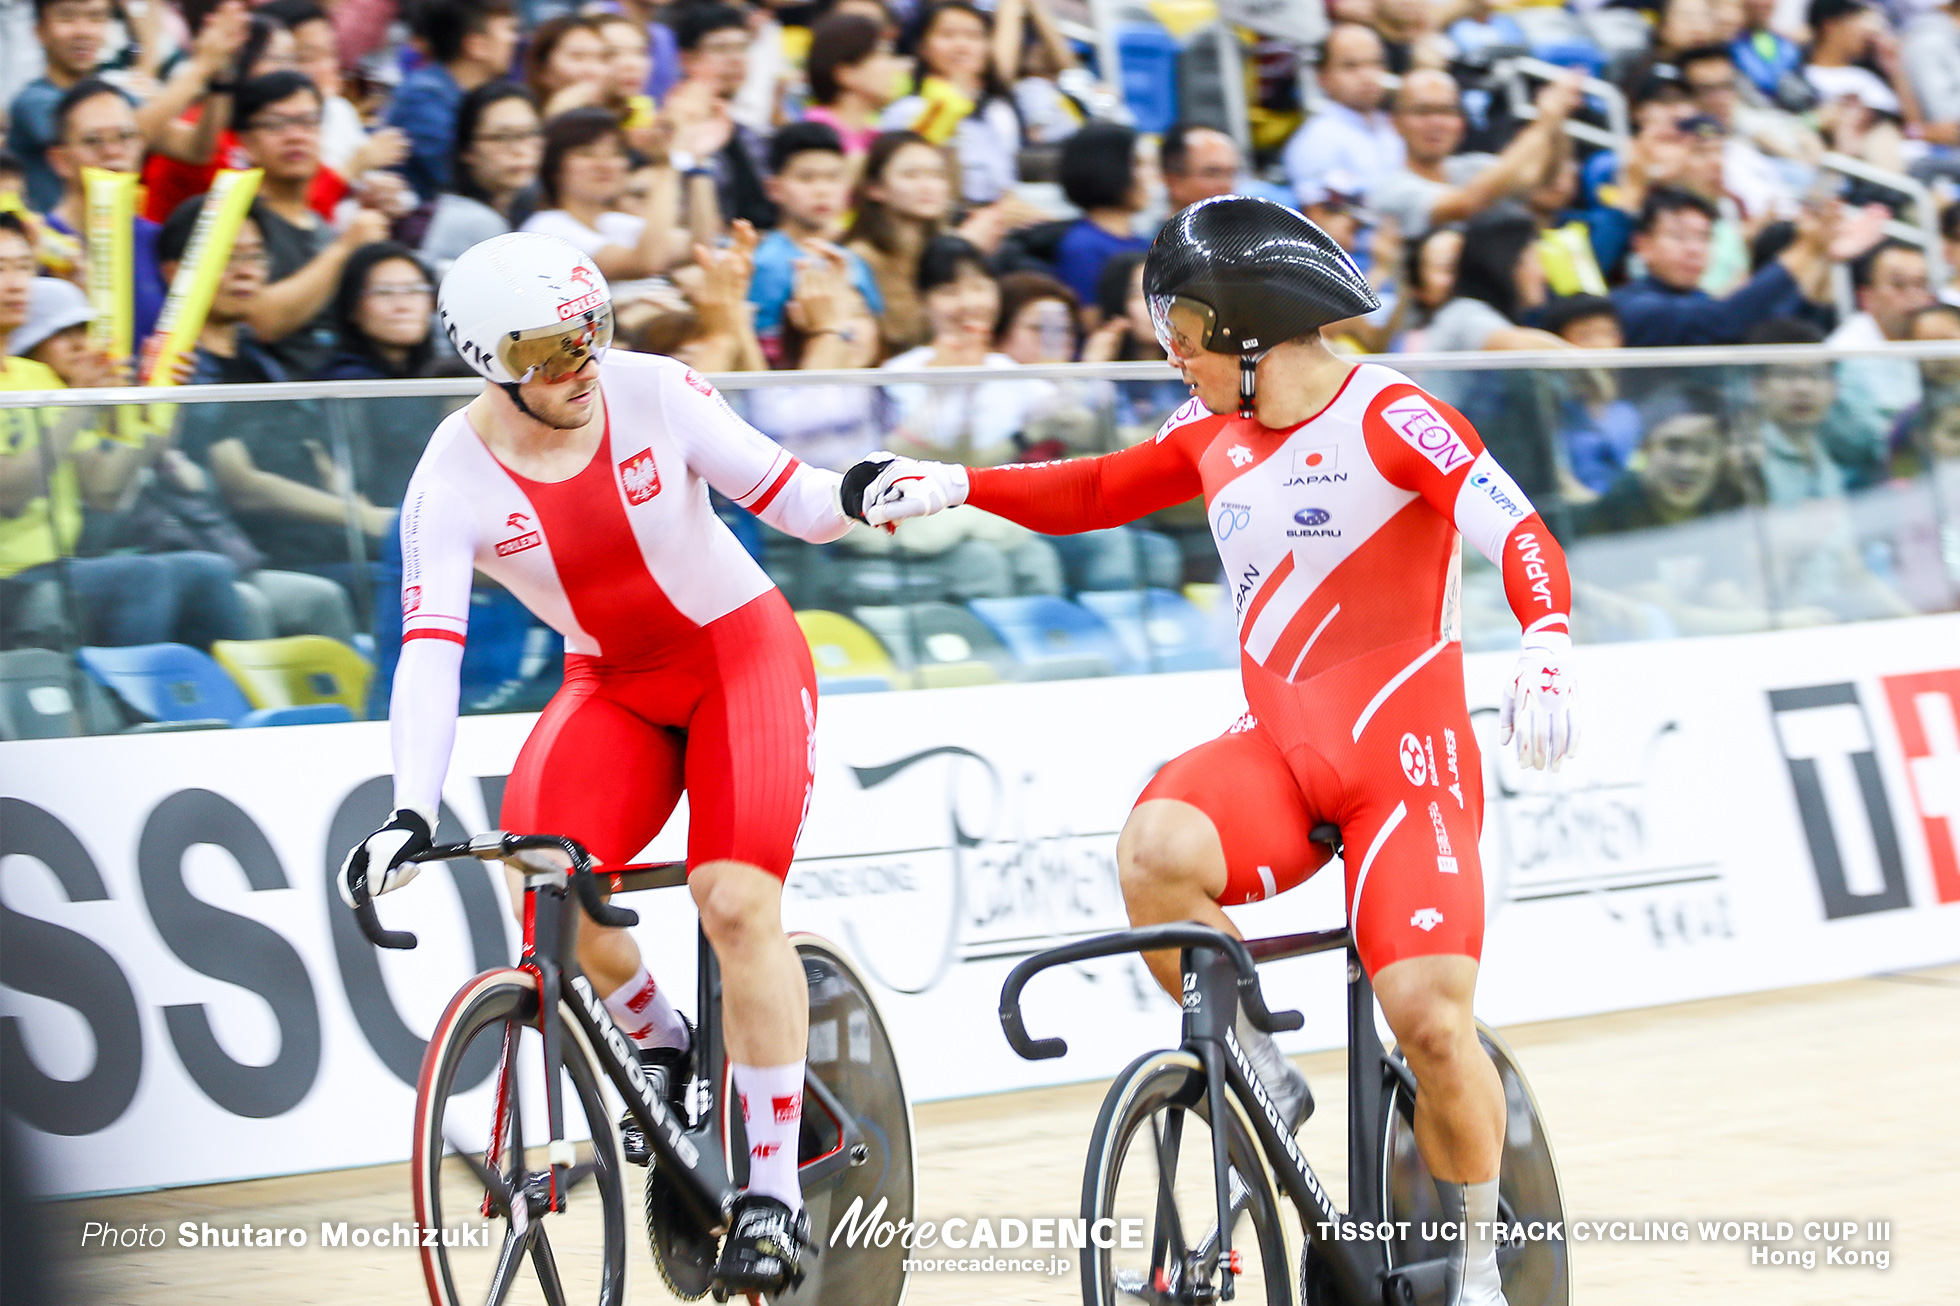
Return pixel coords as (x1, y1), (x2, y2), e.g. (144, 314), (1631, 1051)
(1399, 732), (1429, 785)
(1411, 908), (1444, 931)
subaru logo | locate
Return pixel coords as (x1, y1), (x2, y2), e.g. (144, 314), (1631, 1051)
(1293, 507), (1331, 527)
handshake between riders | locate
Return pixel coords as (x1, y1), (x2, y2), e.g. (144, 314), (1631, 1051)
(342, 200), (1577, 1306)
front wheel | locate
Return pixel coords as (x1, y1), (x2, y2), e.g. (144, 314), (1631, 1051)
(411, 968), (627, 1306)
(1379, 1021), (1569, 1306)
(1081, 1049), (1291, 1306)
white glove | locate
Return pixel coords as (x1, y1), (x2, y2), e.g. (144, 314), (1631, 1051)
(1499, 635), (1578, 771)
(338, 807), (434, 908)
(841, 452), (969, 528)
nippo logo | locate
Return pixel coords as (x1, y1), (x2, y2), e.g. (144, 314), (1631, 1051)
(401, 586), (420, 614)
(1384, 396), (1473, 474)
(619, 450), (661, 504)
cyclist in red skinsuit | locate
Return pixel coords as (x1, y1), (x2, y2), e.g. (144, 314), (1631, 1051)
(339, 234), (826, 1290)
(845, 198), (1577, 1306)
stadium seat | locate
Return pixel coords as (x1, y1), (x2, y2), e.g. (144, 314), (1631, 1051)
(1182, 582), (1222, 613)
(1076, 588), (1234, 672)
(0, 649), (124, 739)
(1116, 21), (1181, 132)
(850, 603), (1005, 688)
(77, 645), (352, 728)
(967, 597), (1128, 678)
(795, 610), (899, 693)
(211, 636), (375, 719)
(456, 587), (563, 714)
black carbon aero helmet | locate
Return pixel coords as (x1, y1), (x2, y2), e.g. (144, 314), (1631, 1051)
(1145, 195), (1380, 416)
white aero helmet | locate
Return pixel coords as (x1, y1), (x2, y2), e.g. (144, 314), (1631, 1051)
(438, 232), (614, 386)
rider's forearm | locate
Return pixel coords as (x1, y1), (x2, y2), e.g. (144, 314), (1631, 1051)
(390, 636), (463, 821)
(1494, 514), (1572, 643)
(965, 442), (1199, 535)
(1436, 444), (1572, 643)
(745, 460), (853, 544)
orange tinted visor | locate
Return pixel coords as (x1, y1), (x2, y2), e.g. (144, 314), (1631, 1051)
(1147, 294), (1218, 359)
(497, 306), (614, 382)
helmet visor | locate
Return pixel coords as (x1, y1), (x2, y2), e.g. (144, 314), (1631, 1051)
(497, 306), (614, 383)
(1148, 294), (1219, 359)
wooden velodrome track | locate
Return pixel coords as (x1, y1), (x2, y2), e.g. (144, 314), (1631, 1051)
(44, 961), (1957, 1305)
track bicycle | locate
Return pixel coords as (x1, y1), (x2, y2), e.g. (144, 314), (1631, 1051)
(351, 831), (915, 1306)
(998, 825), (1567, 1306)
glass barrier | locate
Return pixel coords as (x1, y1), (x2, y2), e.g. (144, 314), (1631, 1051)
(4, 344), (1958, 737)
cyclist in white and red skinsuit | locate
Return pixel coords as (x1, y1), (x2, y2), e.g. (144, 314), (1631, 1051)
(846, 198), (1577, 1306)
(338, 233), (831, 1290)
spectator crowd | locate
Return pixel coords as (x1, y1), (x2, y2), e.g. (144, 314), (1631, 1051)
(3, 0), (1960, 687)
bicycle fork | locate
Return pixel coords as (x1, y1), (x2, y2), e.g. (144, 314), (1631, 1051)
(1188, 944), (1389, 1306)
(1178, 945), (1259, 1303)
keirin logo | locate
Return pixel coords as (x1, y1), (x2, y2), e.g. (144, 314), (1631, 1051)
(1399, 732), (1429, 785)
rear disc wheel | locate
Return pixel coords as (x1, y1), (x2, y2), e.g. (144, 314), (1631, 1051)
(1379, 1021), (1569, 1306)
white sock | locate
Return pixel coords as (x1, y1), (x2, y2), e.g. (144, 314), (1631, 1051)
(603, 970), (689, 1051)
(734, 1060), (805, 1211)
(1437, 1177), (1507, 1306)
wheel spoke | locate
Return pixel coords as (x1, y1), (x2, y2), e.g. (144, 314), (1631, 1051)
(484, 1227), (530, 1306)
(445, 1131), (515, 1216)
(530, 1225), (569, 1306)
(561, 1155), (599, 1193)
(1149, 1111), (1189, 1271)
(1189, 1163), (1253, 1263)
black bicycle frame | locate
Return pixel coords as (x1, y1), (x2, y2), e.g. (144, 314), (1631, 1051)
(1233, 930), (1441, 1306)
(355, 837), (871, 1239)
(1000, 921), (1447, 1306)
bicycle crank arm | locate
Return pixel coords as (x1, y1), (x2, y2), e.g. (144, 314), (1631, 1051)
(1379, 1256), (1448, 1306)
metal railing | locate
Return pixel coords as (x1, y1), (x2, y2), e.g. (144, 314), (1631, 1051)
(4, 341), (1960, 410)
(1819, 150), (1948, 292)
(1499, 55), (1631, 152)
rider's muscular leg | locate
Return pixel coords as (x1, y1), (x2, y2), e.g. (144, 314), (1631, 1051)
(1371, 955), (1505, 1182)
(693, 860), (808, 1212)
(1117, 799), (1236, 998)
(689, 861), (807, 1064)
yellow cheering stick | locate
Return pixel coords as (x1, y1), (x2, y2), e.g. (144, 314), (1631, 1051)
(145, 167), (263, 387)
(80, 167), (157, 448)
(910, 75), (975, 146)
(82, 167), (138, 362)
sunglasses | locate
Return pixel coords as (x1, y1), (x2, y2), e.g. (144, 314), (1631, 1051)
(500, 306), (614, 382)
